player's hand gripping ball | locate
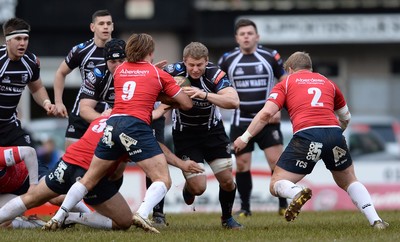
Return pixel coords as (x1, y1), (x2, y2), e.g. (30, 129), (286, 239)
(174, 76), (191, 87)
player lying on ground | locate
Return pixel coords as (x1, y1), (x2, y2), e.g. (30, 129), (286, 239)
(0, 146), (91, 228)
(0, 114), (203, 231)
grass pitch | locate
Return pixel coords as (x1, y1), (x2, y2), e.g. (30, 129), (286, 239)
(1, 210), (398, 242)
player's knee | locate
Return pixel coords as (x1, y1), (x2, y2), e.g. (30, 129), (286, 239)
(190, 186), (206, 196)
(22, 193), (43, 208)
(164, 176), (172, 189)
(220, 178), (235, 191)
(185, 179), (206, 195)
(270, 184), (277, 197)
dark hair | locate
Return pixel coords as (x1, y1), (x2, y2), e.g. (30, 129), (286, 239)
(2, 17), (30, 36)
(126, 33), (154, 62)
(92, 9), (112, 23)
(104, 38), (126, 60)
(234, 19), (257, 35)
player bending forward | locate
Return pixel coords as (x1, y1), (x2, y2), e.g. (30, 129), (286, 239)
(233, 51), (388, 230)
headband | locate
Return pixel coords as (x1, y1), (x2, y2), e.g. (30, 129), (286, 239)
(5, 29), (30, 41)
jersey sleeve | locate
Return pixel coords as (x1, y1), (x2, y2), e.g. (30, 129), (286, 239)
(271, 50), (286, 80)
(215, 71), (233, 92)
(217, 53), (229, 72)
(31, 55), (41, 82)
(159, 69), (182, 97)
(65, 43), (83, 70)
(207, 64), (233, 92)
(267, 81), (286, 110)
(332, 81), (347, 110)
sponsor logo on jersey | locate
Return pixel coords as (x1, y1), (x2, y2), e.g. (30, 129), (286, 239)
(21, 74), (28, 83)
(109, 92), (115, 100)
(87, 61), (96, 69)
(0, 84), (25, 93)
(175, 63), (183, 72)
(2, 76), (11, 83)
(268, 92), (278, 99)
(255, 64), (263, 74)
(234, 67), (244, 76)
(119, 69), (149, 76)
(78, 43), (86, 49)
(81, 86), (94, 96)
(166, 64), (174, 73)
(93, 68), (103, 77)
(295, 78), (325, 84)
(86, 71), (97, 85)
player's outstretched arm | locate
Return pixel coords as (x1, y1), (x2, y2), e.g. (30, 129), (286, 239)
(158, 142), (204, 173)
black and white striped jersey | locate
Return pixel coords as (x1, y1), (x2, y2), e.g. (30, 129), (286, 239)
(218, 45), (286, 125)
(80, 68), (114, 107)
(0, 45), (40, 131)
(65, 38), (108, 115)
(164, 61), (233, 130)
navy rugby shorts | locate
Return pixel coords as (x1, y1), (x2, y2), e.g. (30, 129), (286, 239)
(278, 127), (353, 174)
(95, 116), (163, 163)
(230, 123), (283, 155)
(45, 159), (123, 205)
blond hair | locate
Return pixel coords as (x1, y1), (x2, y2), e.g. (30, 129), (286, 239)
(284, 51), (313, 72)
(183, 42), (208, 61)
(125, 33), (154, 62)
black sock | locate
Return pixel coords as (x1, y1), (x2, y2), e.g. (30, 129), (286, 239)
(279, 197), (288, 208)
(219, 184), (236, 220)
(235, 171), (252, 211)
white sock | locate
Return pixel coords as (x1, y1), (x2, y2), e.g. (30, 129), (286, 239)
(347, 181), (381, 225)
(53, 181), (88, 221)
(136, 181), (167, 219)
(11, 218), (40, 229)
(70, 200), (92, 213)
(65, 212), (112, 230)
(273, 180), (303, 199)
(0, 196), (27, 223)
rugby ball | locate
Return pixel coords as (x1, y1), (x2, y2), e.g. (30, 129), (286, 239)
(173, 76), (191, 87)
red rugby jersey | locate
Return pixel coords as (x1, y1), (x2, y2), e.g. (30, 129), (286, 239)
(268, 70), (346, 133)
(62, 117), (108, 169)
(112, 61), (181, 124)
